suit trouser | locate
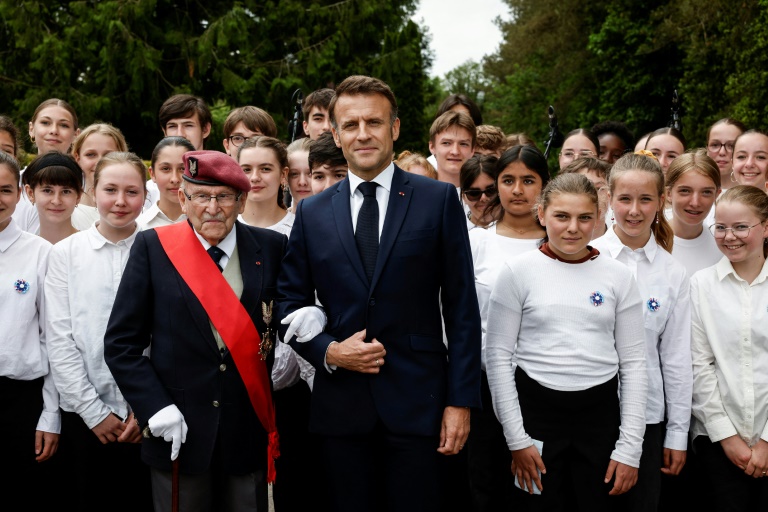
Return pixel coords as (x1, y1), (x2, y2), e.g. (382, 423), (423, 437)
(321, 421), (445, 512)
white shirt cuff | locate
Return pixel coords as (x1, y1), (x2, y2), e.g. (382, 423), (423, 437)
(324, 341), (338, 373)
(663, 429), (689, 451)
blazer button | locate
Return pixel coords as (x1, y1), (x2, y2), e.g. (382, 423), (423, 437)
(219, 364), (227, 372)
(369, 298), (376, 307)
(212, 400), (220, 407)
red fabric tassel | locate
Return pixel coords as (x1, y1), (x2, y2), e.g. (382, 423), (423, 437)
(268, 431), (280, 484)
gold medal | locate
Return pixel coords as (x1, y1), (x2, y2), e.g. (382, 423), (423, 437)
(259, 300), (274, 360)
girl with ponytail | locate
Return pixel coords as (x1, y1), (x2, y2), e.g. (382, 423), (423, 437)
(592, 151), (692, 511)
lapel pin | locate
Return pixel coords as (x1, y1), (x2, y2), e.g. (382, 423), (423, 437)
(255, 261), (261, 266)
(399, 191), (405, 196)
(14, 279), (30, 294)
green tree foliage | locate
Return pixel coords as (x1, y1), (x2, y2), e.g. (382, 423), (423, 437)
(481, 0), (768, 149)
(0, 0), (432, 156)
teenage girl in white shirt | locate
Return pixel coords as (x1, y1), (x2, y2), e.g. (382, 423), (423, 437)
(486, 172), (647, 511)
(70, 123), (128, 230)
(691, 185), (768, 510)
(0, 151), (60, 500)
(138, 136), (195, 229)
(730, 130), (768, 193)
(666, 151), (722, 276)
(592, 152), (692, 512)
(45, 152), (152, 508)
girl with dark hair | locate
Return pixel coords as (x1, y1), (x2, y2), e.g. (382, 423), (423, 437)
(486, 172), (647, 510)
(558, 128), (600, 169)
(237, 136), (292, 234)
(461, 154), (498, 230)
(467, 145), (549, 510)
(0, 115), (19, 157)
(592, 152), (692, 512)
(435, 93), (483, 126)
(691, 185), (768, 511)
(138, 136), (195, 229)
(592, 121), (635, 164)
(22, 152), (83, 244)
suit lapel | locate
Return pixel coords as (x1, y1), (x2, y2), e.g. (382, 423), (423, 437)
(370, 167), (412, 291)
(236, 222), (262, 318)
(332, 179), (369, 286)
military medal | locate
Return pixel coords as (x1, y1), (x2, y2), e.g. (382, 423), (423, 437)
(260, 300), (274, 360)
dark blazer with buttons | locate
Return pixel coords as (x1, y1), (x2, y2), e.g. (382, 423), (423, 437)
(276, 166), (482, 437)
(104, 221), (287, 474)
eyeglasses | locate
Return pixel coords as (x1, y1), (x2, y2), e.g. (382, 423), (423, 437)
(707, 141), (735, 153)
(709, 222), (762, 239)
(183, 192), (241, 206)
(560, 150), (596, 159)
(463, 187), (497, 201)
(227, 134), (261, 147)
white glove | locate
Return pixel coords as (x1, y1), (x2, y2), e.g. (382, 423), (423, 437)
(281, 306), (327, 343)
(147, 404), (188, 461)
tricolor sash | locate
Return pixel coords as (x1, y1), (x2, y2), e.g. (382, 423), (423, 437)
(156, 222), (279, 483)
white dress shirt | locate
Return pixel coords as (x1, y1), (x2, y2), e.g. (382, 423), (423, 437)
(469, 224), (541, 370)
(138, 202), (187, 230)
(12, 189), (40, 234)
(486, 249), (648, 467)
(0, 219), (60, 433)
(348, 163), (394, 238)
(193, 223), (236, 269)
(45, 223), (140, 429)
(592, 228), (692, 451)
(70, 204), (99, 231)
(690, 257), (768, 447)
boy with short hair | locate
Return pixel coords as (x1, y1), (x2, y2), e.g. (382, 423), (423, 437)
(302, 89), (334, 140)
(475, 125), (506, 157)
(222, 106), (278, 156)
(308, 131), (347, 194)
(158, 94), (212, 150)
(428, 111), (476, 189)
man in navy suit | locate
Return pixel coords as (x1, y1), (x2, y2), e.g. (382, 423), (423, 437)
(276, 75), (481, 512)
(105, 151), (285, 512)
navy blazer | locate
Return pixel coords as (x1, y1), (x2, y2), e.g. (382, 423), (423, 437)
(276, 166), (481, 437)
(104, 222), (287, 474)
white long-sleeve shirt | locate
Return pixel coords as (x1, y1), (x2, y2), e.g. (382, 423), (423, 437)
(45, 223), (139, 429)
(485, 249), (648, 468)
(690, 257), (768, 447)
(592, 228), (692, 451)
(0, 219), (60, 433)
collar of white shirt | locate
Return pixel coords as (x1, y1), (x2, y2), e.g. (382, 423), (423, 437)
(193, 221), (237, 259)
(602, 224), (659, 262)
(348, 162), (395, 198)
(715, 255), (768, 285)
(0, 218), (22, 252)
(87, 222), (141, 249)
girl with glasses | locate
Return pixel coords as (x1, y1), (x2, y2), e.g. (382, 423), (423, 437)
(558, 128), (600, 170)
(691, 185), (768, 510)
(460, 154), (497, 230)
(706, 118), (746, 190)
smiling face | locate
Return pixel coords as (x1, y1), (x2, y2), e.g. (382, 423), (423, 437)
(707, 122), (742, 180)
(75, 133), (120, 192)
(732, 132), (768, 191)
(331, 93), (399, 179)
(28, 183), (79, 228)
(239, 146), (286, 204)
(609, 170), (664, 250)
(287, 150), (312, 204)
(497, 161), (544, 218)
(429, 126), (474, 179)
(28, 106), (79, 155)
(538, 192), (597, 260)
(0, 164), (20, 231)
(646, 134), (684, 175)
(668, 171), (719, 229)
(150, 145), (188, 207)
(94, 163), (145, 239)
(713, 200), (768, 265)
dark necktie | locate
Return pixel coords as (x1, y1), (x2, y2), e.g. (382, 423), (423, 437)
(207, 246), (225, 272)
(355, 181), (379, 283)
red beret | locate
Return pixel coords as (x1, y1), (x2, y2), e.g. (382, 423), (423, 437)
(182, 150), (250, 194)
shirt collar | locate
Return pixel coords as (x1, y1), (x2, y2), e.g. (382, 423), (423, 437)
(348, 162), (395, 198)
(715, 255), (768, 285)
(87, 222), (141, 249)
(602, 225), (658, 262)
(194, 221), (237, 258)
(0, 218), (23, 252)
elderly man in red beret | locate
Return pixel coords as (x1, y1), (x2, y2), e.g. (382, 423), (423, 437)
(104, 150), (286, 512)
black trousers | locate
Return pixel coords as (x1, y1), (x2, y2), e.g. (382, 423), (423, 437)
(57, 410), (152, 511)
(695, 436), (768, 512)
(515, 367), (624, 512)
(320, 422), (448, 512)
(621, 422), (663, 512)
(467, 371), (516, 512)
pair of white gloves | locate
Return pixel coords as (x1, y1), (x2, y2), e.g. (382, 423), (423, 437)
(147, 306), (327, 460)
